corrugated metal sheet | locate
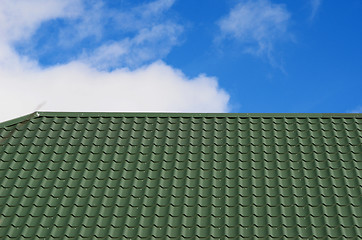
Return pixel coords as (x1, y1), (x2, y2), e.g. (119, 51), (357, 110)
(0, 112), (361, 239)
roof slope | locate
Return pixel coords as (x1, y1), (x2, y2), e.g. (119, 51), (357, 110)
(0, 112), (361, 239)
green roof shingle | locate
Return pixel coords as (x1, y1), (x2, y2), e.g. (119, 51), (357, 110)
(0, 112), (361, 239)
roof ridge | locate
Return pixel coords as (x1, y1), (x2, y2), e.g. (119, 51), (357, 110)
(36, 111), (362, 118)
(1, 111), (361, 128)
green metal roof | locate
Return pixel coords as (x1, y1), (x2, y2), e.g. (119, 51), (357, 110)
(0, 112), (361, 239)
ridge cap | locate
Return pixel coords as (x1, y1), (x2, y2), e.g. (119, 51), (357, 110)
(36, 111), (362, 118)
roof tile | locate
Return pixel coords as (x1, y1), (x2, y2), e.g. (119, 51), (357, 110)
(0, 112), (361, 238)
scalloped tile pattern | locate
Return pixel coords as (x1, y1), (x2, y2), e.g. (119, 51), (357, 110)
(0, 114), (361, 239)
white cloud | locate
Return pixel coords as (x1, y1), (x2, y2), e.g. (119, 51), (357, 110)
(0, 0), (230, 123)
(57, 1), (104, 47)
(113, 0), (175, 31)
(20, 0), (183, 69)
(0, 0), (82, 43)
(92, 0), (182, 69)
(217, 0), (290, 57)
(84, 22), (183, 69)
(309, 0), (322, 20)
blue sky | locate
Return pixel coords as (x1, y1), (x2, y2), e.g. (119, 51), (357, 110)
(0, 0), (361, 121)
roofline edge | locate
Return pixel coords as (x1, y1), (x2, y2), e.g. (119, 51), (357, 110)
(36, 111), (362, 118)
(0, 112), (40, 129)
(1, 111), (360, 128)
